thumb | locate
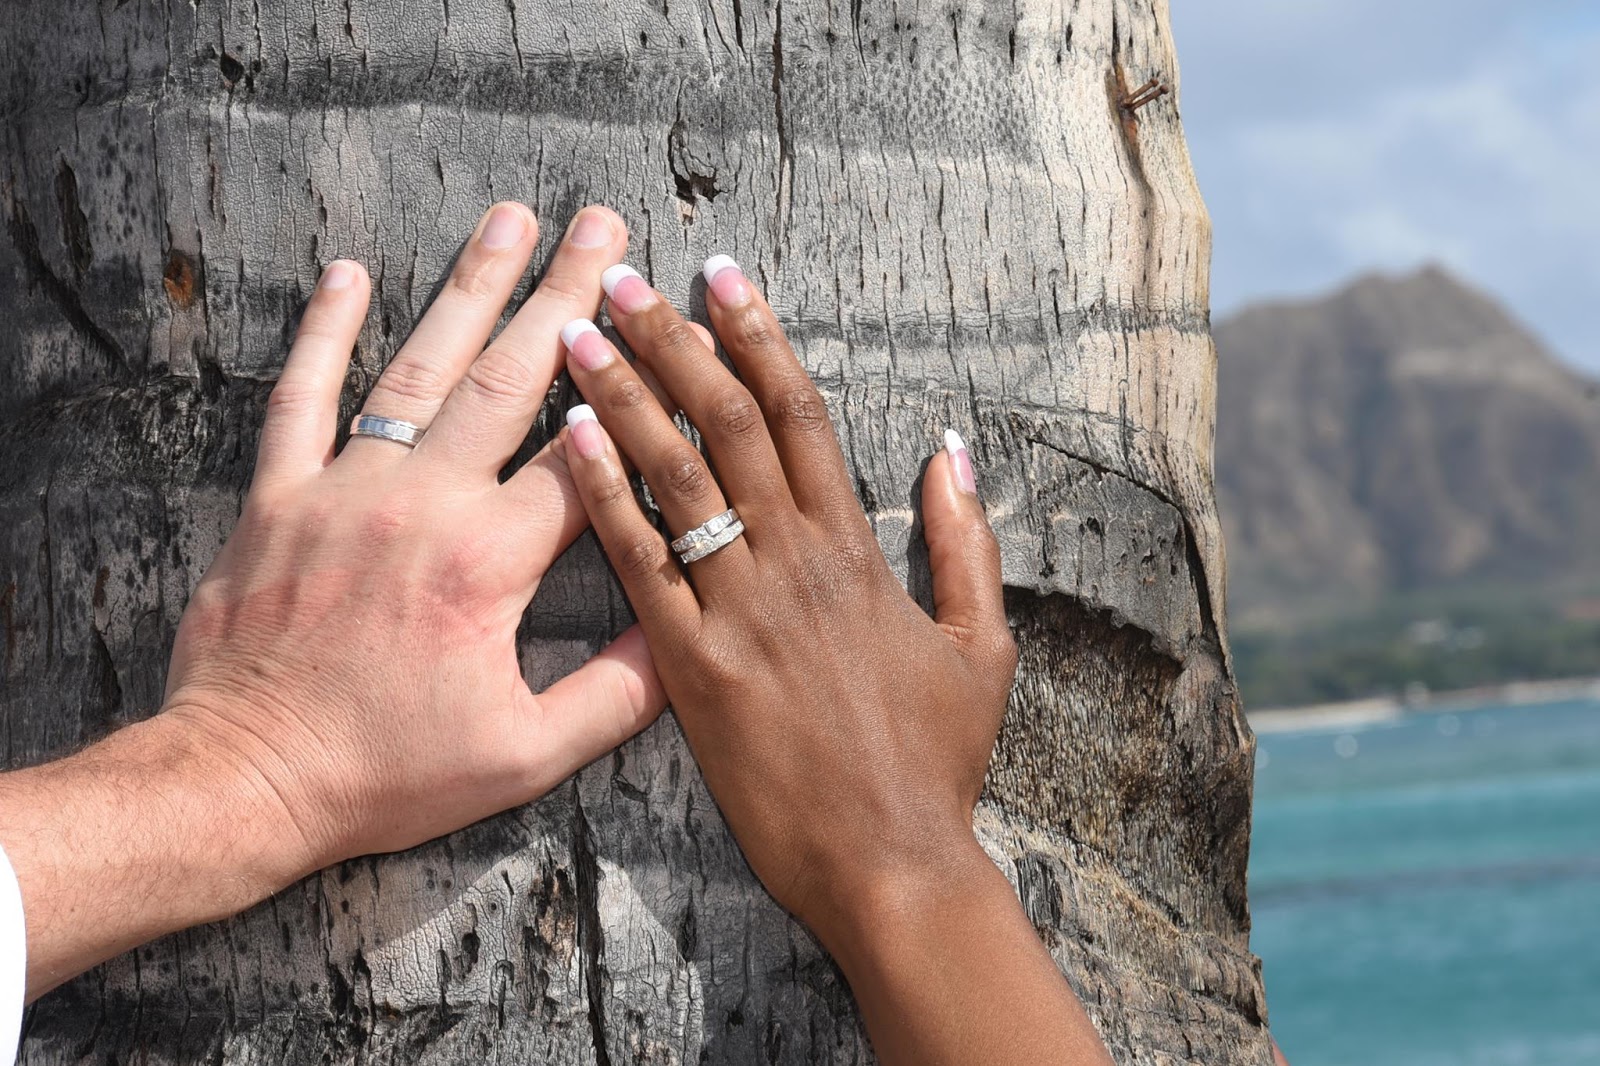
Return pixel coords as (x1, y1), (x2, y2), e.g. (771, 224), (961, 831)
(530, 625), (668, 782)
(923, 429), (1013, 667)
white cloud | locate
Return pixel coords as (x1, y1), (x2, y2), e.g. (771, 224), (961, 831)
(1171, 1), (1600, 371)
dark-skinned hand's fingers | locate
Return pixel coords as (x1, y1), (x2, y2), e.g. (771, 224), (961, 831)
(600, 265), (794, 519)
(420, 206), (629, 475)
(344, 202), (538, 461)
(562, 321), (756, 589)
(699, 255), (861, 528)
(496, 323), (700, 563)
(256, 261), (370, 485)
(560, 405), (701, 635)
(923, 431), (1015, 675)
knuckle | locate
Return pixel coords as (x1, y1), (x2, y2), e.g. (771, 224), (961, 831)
(833, 537), (880, 581)
(605, 377), (655, 414)
(651, 318), (704, 357)
(706, 389), (764, 441)
(728, 305), (785, 352)
(264, 379), (321, 419)
(373, 356), (449, 408)
(613, 661), (655, 719)
(590, 472), (637, 509)
(657, 451), (713, 500)
(986, 625), (1020, 673)
(240, 483), (293, 527)
(532, 269), (590, 306)
(358, 501), (412, 546)
(687, 636), (742, 692)
(446, 254), (502, 303)
(988, 634), (1021, 688)
(788, 544), (867, 610)
(461, 348), (537, 408)
(292, 312), (341, 346)
(614, 531), (668, 581)
(962, 516), (1003, 557)
(768, 384), (831, 435)
(440, 534), (498, 591)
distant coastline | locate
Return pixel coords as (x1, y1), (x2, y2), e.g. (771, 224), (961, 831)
(1247, 675), (1600, 734)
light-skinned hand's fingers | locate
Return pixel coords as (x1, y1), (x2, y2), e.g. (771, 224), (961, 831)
(528, 624), (668, 791)
(492, 319), (708, 568)
(924, 431), (1013, 670)
(561, 324), (754, 585)
(255, 260), (370, 485)
(492, 440), (591, 585)
(698, 255), (861, 529)
(560, 405), (701, 633)
(600, 265), (794, 519)
(344, 202), (538, 460)
(422, 206), (629, 475)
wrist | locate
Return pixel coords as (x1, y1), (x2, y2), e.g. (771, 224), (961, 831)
(804, 829), (1007, 964)
(0, 711), (319, 997)
(152, 699), (324, 892)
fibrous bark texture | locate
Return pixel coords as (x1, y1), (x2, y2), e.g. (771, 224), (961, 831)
(0, 0), (1267, 1062)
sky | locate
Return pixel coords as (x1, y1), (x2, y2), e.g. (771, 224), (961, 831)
(1169, 1), (1600, 373)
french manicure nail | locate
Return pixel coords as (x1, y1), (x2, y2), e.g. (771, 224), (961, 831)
(569, 209), (614, 249)
(480, 203), (529, 250)
(561, 318), (600, 349)
(945, 428), (977, 495)
(603, 264), (658, 314)
(567, 404), (606, 460)
(562, 319), (613, 371)
(601, 263), (642, 298)
(703, 254), (752, 306)
(320, 260), (358, 290)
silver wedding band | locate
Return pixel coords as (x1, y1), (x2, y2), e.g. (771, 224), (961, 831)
(672, 508), (745, 565)
(350, 414), (425, 448)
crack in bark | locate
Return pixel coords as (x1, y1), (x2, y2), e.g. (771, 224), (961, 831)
(572, 794), (612, 1066)
(3, 196), (133, 380)
(770, 0), (792, 262)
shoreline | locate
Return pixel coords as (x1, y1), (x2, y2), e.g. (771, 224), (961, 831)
(1246, 675), (1600, 734)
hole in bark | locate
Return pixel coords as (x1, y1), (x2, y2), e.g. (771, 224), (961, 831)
(667, 119), (721, 210)
(162, 249), (199, 309)
(53, 160), (93, 276)
(219, 52), (245, 83)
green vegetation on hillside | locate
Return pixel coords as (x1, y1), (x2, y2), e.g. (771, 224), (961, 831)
(1231, 589), (1600, 709)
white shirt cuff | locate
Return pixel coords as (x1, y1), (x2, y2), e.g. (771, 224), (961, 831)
(0, 842), (25, 1065)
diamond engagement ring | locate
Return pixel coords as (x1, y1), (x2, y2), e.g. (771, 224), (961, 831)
(671, 508), (746, 565)
(349, 414), (425, 448)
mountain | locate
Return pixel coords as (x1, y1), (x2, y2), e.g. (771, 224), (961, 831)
(1214, 266), (1600, 626)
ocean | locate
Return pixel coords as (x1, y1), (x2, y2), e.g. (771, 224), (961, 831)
(1250, 696), (1600, 1066)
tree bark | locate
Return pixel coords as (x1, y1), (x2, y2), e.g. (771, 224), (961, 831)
(0, 0), (1267, 1062)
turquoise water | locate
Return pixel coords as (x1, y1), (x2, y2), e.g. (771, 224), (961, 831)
(1251, 698), (1600, 1066)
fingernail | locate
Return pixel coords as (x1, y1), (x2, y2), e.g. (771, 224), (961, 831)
(601, 263), (641, 298)
(945, 428), (977, 494)
(703, 254), (752, 306)
(320, 260), (358, 290)
(480, 203), (528, 250)
(562, 319), (613, 371)
(567, 404), (606, 459)
(604, 265), (658, 314)
(569, 209), (614, 249)
(561, 318), (600, 349)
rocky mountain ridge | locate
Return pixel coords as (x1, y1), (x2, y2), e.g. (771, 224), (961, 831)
(1215, 267), (1600, 625)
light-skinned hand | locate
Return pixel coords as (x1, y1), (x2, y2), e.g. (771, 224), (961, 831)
(163, 202), (668, 872)
(1, 202), (673, 999)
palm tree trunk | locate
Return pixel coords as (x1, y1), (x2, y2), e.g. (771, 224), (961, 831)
(0, 0), (1267, 1061)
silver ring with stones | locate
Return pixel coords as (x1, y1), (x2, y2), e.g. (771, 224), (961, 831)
(350, 414), (425, 448)
(672, 508), (745, 564)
